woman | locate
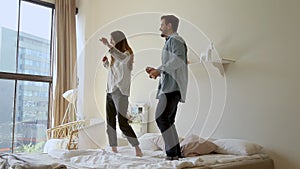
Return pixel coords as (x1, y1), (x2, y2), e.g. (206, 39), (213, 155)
(100, 30), (143, 157)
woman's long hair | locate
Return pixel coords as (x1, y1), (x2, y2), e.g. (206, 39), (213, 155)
(110, 31), (133, 69)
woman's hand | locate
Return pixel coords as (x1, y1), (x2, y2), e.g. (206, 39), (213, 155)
(102, 56), (108, 62)
(99, 37), (108, 45)
(99, 37), (112, 48)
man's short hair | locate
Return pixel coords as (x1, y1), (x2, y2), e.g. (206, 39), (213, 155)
(161, 15), (179, 32)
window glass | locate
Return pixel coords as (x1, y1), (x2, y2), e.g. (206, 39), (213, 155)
(14, 81), (49, 153)
(0, 79), (15, 153)
(0, 0), (19, 73)
(18, 1), (52, 76)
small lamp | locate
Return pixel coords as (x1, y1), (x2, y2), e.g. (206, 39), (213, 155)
(62, 88), (78, 105)
(61, 88), (79, 123)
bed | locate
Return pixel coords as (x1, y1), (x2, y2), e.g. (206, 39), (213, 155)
(0, 123), (274, 169)
(0, 146), (274, 169)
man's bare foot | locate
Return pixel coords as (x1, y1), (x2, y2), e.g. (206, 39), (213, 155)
(135, 146), (143, 157)
(112, 146), (118, 153)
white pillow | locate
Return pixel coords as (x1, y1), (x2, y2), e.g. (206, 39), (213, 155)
(213, 138), (263, 155)
(43, 139), (69, 153)
(139, 133), (161, 139)
(117, 137), (128, 146)
(138, 133), (161, 151)
(180, 134), (201, 146)
(153, 135), (184, 151)
(152, 134), (165, 150)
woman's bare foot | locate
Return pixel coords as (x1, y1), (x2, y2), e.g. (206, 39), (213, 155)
(135, 146), (143, 157)
(112, 146), (118, 153)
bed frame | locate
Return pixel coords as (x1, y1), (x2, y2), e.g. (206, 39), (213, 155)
(190, 158), (274, 169)
(46, 120), (88, 150)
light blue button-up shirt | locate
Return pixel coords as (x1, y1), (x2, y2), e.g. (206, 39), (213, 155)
(156, 33), (188, 102)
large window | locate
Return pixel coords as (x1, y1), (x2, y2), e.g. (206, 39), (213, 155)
(0, 0), (54, 153)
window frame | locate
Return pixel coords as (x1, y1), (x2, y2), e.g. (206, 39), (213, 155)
(0, 0), (54, 153)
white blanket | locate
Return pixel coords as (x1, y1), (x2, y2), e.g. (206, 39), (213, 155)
(1, 146), (270, 169)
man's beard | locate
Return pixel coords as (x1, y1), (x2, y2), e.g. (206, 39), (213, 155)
(160, 33), (167, 38)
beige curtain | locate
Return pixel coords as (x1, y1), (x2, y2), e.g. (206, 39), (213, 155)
(52, 0), (77, 127)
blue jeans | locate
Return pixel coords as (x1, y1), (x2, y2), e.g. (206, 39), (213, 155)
(155, 91), (182, 157)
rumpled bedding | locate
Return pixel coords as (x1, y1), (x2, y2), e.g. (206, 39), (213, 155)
(0, 146), (271, 169)
(47, 147), (203, 169)
(0, 153), (66, 169)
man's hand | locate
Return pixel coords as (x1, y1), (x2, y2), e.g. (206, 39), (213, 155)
(149, 69), (160, 79)
(146, 67), (154, 74)
(145, 67), (160, 79)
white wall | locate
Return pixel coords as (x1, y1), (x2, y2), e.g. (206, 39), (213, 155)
(76, 0), (300, 169)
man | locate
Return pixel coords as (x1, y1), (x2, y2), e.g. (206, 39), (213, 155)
(146, 14), (188, 160)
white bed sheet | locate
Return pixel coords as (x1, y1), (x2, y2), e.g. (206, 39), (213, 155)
(0, 146), (271, 169)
